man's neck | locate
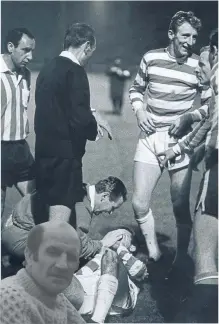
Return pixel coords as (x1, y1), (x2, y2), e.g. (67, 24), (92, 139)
(167, 45), (189, 64)
(3, 53), (16, 72)
(18, 269), (58, 309)
(66, 47), (82, 65)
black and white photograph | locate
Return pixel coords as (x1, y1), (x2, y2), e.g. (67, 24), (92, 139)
(1, 0), (218, 323)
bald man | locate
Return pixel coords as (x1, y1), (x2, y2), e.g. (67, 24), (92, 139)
(0, 221), (85, 324)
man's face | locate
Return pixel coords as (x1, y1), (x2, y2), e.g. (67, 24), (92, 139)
(195, 50), (211, 85)
(209, 46), (218, 69)
(9, 34), (35, 69)
(94, 194), (124, 215)
(169, 22), (198, 58)
(27, 230), (80, 295)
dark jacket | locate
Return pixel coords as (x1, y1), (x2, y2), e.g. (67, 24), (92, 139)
(34, 56), (97, 159)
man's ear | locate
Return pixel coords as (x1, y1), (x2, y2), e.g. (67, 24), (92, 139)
(213, 45), (218, 60)
(84, 41), (91, 55)
(100, 192), (110, 202)
(7, 42), (15, 53)
(168, 29), (175, 41)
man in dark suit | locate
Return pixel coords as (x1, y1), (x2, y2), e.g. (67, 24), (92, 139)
(34, 23), (112, 223)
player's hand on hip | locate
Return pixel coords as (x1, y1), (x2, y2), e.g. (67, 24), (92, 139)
(168, 114), (193, 138)
(157, 149), (176, 168)
(136, 109), (156, 134)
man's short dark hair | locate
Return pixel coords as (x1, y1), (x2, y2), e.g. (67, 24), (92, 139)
(95, 176), (127, 202)
(4, 28), (35, 53)
(26, 224), (44, 260)
(64, 23), (95, 50)
(169, 11), (202, 33)
(209, 28), (218, 51)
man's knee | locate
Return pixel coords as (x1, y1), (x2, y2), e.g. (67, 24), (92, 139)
(101, 248), (119, 277)
(132, 196), (149, 217)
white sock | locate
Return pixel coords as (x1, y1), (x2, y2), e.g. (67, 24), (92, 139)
(136, 209), (161, 261)
(91, 274), (118, 323)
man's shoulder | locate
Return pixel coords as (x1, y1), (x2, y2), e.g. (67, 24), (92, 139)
(1, 277), (27, 300)
(55, 56), (84, 71)
(142, 48), (166, 62)
(76, 195), (91, 214)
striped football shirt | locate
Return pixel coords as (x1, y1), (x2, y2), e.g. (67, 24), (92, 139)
(205, 62), (218, 150)
(1, 55), (31, 141)
(173, 63), (218, 154)
(129, 48), (211, 127)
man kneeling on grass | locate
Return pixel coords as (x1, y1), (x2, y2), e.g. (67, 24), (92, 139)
(2, 176), (127, 267)
(71, 227), (148, 323)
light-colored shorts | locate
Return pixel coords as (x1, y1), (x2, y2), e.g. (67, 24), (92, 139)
(75, 266), (139, 316)
(134, 130), (190, 171)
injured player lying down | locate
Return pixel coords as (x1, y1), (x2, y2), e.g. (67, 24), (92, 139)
(65, 227), (148, 323)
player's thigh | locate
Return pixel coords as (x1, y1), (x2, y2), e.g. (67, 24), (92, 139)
(133, 161), (161, 206)
(169, 165), (192, 203)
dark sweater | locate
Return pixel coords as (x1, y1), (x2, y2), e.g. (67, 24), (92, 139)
(34, 56), (97, 159)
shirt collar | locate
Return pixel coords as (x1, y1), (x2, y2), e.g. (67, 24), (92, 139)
(0, 54), (11, 73)
(59, 51), (80, 66)
(0, 55), (24, 83)
(211, 62), (218, 78)
(88, 185), (96, 211)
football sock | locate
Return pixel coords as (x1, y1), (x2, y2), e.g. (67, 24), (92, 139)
(136, 209), (161, 261)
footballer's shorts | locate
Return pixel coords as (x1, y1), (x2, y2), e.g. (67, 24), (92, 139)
(195, 162), (218, 218)
(134, 129), (190, 171)
(1, 140), (35, 187)
(35, 157), (84, 210)
(75, 266), (139, 316)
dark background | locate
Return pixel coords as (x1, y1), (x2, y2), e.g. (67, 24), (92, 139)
(1, 1), (218, 71)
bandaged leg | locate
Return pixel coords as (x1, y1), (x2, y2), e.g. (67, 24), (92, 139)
(91, 274), (118, 323)
(136, 209), (161, 261)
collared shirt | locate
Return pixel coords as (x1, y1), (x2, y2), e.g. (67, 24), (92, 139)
(1, 54), (31, 141)
(129, 48), (211, 127)
(59, 51), (80, 66)
(88, 185), (95, 211)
